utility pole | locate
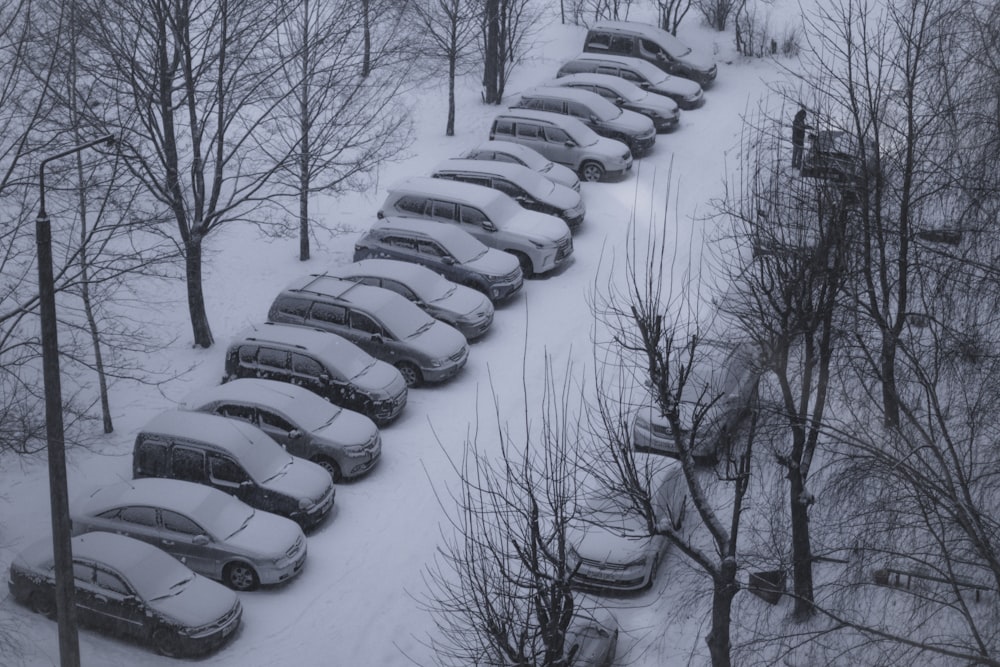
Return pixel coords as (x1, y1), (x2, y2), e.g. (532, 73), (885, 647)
(36, 134), (115, 667)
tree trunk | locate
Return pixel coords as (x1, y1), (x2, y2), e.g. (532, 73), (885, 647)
(880, 335), (899, 427)
(184, 236), (214, 348)
(483, 0), (500, 103)
(298, 0), (312, 261)
(361, 0), (371, 77)
(705, 560), (739, 667)
(789, 466), (814, 619)
(447, 54), (456, 136)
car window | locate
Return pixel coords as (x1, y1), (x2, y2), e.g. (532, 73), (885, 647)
(460, 206), (489, 226)
(209, 455), (249, 485)
(520, 97), (544, 111)
(73, 562), (95, 585)
(94, 569), (131, 596)
(596, 65), (620, 77)
(258, 347), (289, 370)
(453, 174), (491, 188)
(544, 127), (571, 144)
(260, 409), (296, 432)
(431, 200), (458, 221)
(609, 36), (633, 54)
(350, 311), (382, 335)
(292, 353), (325, 377)
(418, 240), (445, 257)
(170, 447), (206, 482)
(119, 505), (158, 527)
(493, 180), (522, 198)
(515, 123), (541, 139)
(381, 280), (417, 300)
(621, 69), (643, 83)
(161, 510), (203, 536)
(311, 302), (348, 326)
(494, 152), (519, 164)
(217, 403), (256, 424)
(493, 119), (514, 136)
(586, 33), (610, 49)
(385, 235), (417, 251)
(274, 297), (311, 319)
(542, 99), (563, 113)
(135, 440), (168, 476)
(395, 195), (427, 215)
(238, 345), (258, 364)
(567, 101), (590, 118)
(355, 276), (381, 288)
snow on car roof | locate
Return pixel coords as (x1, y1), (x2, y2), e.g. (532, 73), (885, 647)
(522, 85), (612, 107)
(550, 72), (640, 95)
(297, 274), (409, 315)
(183, 377), (318, 414)
(331, 258), (435, 285)
(570, 52), (668, 80)
(75, 478), (239, 524)
(495, 107), (596, 137)
(468, 140), (549, 165)
(389, 176), (508, 208)
(138, 409), (280, 462)
(17, 531), (190, 583)
(432, 158), (540, 185)
(232, 322), (371, 368)
(372, 215), (485, 245)
(590, 20), (691, 53)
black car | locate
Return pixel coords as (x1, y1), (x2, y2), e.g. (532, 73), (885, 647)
(8, 531), (242, 657)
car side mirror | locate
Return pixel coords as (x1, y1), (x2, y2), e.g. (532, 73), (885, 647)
(371, 333), (383, 343)
(482, 221), (497, 232)
(564, 140), (576, 148)
(289, 429), (303, 440)
(192, 535), (209, 546)
(616, 97), (625, 104)
(442, 256), (456, 265)
(590, 114), (599, 122)
(318, 373), (331, 383)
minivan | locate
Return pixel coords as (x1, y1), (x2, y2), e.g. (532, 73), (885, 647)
(512, 86), (656, 156)
(431, 158), (586, 228)
(461, 140), (581, 192)
(182, 378), (382, 481)
(583, 21), (717, 87)
(353, 216), (524, 303)
(489, 109), (632, 183)
(132, 410), (336, 529)
(378, 176), (573, 276)
(268, 274), (469, 387)
(557, 54), (704, 110)
(545, 73), (680, 133)
(224, 322), (408, 425)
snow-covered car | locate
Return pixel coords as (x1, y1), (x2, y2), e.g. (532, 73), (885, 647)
(583, 21), (717, 87)
(8, 531), (242, 657)
(133, 410), (336, 530)
(224, 322), (408, 425)
(182, 378), (381, 481)
(632, 345), (761, 463)
(568, 460), (687, 593)
(565, 613), (619, 667)
(378, 176), (573, 276)
(431, 158), (586, 229)
(512, 86), (657, 156)
(269, 274), (469, 387)
(545, 73), (680, 132)
(489, 109), (633, 183)
(557, 53), (704, 110)
(327, 259), (495, 340)
(461, 140), (581, 191)
(71, 478), (307, 591)
(354, 217), (523, 304)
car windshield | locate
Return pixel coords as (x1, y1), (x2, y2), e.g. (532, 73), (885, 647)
(190, 491), (256, 539)
(237, 431), (295, 481)
(133, 551), (196, 601)
(373, 300), (437, 339)
(656, 33), (691, 57)
(568, 124), (601, 147)
(522, 176), (555, 199)
(409, 271), (455, 303)
(278, 391), (342, 431)
(481, 194), (525, 224)
(441, 232), (488, 263)
(588, 96), (623, 121)
(327, 341), (379, 380)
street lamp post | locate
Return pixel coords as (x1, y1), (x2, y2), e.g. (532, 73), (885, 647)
(36, 134), (115, 667)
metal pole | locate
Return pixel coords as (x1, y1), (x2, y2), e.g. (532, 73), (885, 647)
(36, 134), (114, 667)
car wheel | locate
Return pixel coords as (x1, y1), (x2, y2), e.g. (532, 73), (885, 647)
(224, 561), (260, 592)
(312, 455), (342, 482)
(580, 161), (605, 182)
(153, 627), (180, 658)
(396, 362), (422, 388)
(511, 251), (533, 278)
(28, 592), (55, 619)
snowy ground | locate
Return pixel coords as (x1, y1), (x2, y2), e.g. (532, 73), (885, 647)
(0, 6), (809, 666)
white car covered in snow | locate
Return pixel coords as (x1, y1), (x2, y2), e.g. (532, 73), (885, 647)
(71, 478), (307, 591)
(461, 139), (582, 192)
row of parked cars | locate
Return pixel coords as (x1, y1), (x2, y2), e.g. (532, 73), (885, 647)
(7, 19), (724, 666)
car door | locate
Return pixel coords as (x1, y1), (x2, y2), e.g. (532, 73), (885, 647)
(159, 509), (220, 579)
(541, 126), (576, 166)
(256, 347), (292, 383)
(169, 446), (208, 485)
(290, 352), (342, 403)
(513, 122), (551, 159)
(256, 407), (299, 449)
(91, 567), (147, 640)
(207, 453), (257, 507)
(106, 505), (162, 551)
(416, 240), (458, 280)
(492, 178), (537, 211)
(349, 309), (394, 361)
(305, 301), (352, 340)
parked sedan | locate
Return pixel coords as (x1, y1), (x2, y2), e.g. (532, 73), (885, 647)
(566, 613), (619, 667)
(557, 53), (704, 110)
(183, 378), (381, 481)
(71, 478), (307, 591)
(546, 73), (680, 132)
(328, 259), (495, 340)
(568, 460), (687, 593)
(8, 531), (242, 657)
(461, 140), (581, 192)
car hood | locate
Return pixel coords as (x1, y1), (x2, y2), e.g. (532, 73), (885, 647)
(431, 286), (494, 320)
(631, 94), (678, 117)
(225, 510), (304, 560)
(570, 522), (659, 565)
(261, 458), (333, 503)
(542, 162), (581, 190)
(315, 408), (378, 448)
(651, 75), (701, 98)
(502, 210), (571, 244)
(677, 51), (715, 73)
(355, 359), (407, 397)
(406, 320), (468, 360)
(593, 135), (631, 158)
(547, 184), (585, 213)
(149, 575), (239, 629)
(611, 108), (656, 134)
(465, 248), (521, 277)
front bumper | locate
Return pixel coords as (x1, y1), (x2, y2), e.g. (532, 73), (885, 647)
(293, 485), (335, 530)
(571, 559), (653, 593)
(422, 346), (469, 383)
(257, 538), (308, 586)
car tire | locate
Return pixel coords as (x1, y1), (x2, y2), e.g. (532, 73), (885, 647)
(28, 592), (55, 619)
(312, 455), (342, 482)
(153, 627), (180, 657)
(224, 561), (260, 592)
(510, 251), (533, 278)
(396, 361), (422, 388)
(580, 161), (605, 182)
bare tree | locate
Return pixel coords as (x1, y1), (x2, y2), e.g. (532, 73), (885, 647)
(272, 0), (411, 260)
(479, 0), (542, 104)
(653, 0), (692, 35)
(422, 358), (604, 667)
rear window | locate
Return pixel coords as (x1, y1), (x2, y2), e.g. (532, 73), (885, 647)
(516, 123), (541, 139)
(312, 303), (347, 325)
(395, 195), (427, 215)
(259, 347), (288, 370)
(493, 119), (514, 136)
(135, 439), (168, 476)
(238, 345), (258, 364)
(274, 296), (311, 319)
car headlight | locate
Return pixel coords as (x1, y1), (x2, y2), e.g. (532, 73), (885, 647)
(298, 498), (313, 510)
(344, 444), (367, 456)
(430, 359), (443, 368)
(529, 240), (549, 249)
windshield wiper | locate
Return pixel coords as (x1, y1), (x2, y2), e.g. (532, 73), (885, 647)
(351, 359), (377, 379)
(226, 510), (256, 539)
(150, 576), (193, 601)
(263, 458), (293, 482)
(411, 321), (434, 337)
